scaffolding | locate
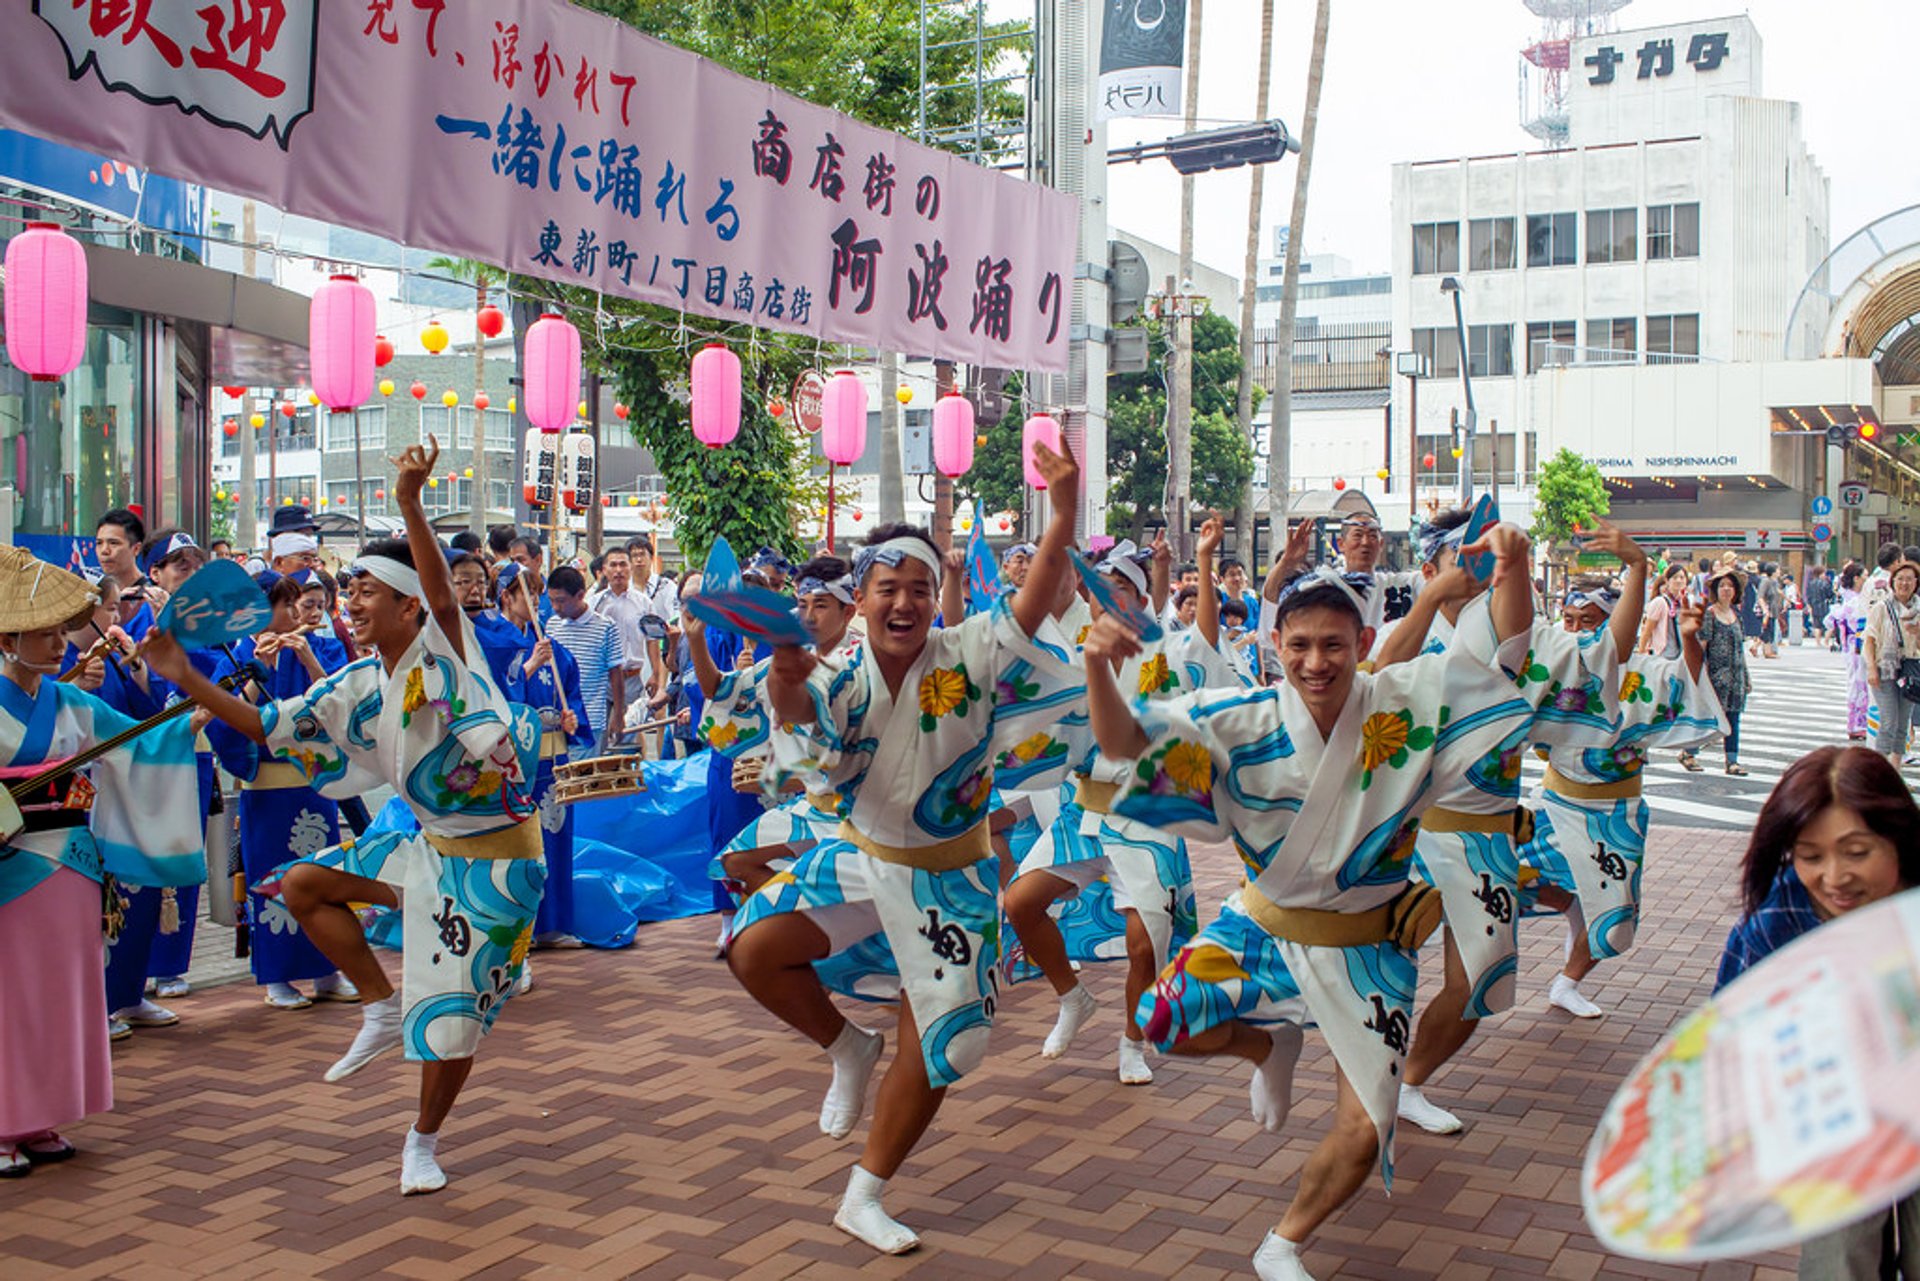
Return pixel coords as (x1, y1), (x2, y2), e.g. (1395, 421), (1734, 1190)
(916, 0), (1030, 160)
(1517, 0), (1634, 146)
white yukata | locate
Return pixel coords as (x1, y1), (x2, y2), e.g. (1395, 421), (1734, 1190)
(731, 600), (1083, 1088)
(1121, 630), (1534, 1183)
(257, 610), (543, 1061)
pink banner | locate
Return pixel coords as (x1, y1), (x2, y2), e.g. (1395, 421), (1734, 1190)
(1, 1), (1077, 371)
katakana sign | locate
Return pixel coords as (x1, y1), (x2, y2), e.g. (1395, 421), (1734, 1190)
(3, 0), (1076, 371)
(1584, 31), (1729, 86)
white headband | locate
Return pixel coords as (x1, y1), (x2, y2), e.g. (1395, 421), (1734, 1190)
(1273, 565), (1373, 616)
(796, 573), (856, 604)
(272, 532), (318, 558)
(1095, 539), (1150, 596)
(853, 536), (944, 587)
(349, 555), (422, 602)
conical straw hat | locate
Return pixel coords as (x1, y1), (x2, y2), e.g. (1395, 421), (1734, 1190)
(0, 545), (99, 633)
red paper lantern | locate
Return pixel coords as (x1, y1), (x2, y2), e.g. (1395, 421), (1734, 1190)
(278, 401), (297, 419)
(932, 393), (975, 478)
(474, 392), (491, 412)
(1333, 477), (1346, 491)
(222, 384), (247, 399)
(310, 276), (376, 412)
(820, 370), (867, 466)
(374, 488), (386, 500)
(767, 398), (786, 419)
(410, 381), (427, 401)
(475, 304), (505, 339)
(4, 223), (87, 382)
(523, 313), (581, 434)
(373, 335), (395, 367)
(600, 495), (612, 507)
(222, 419), (238, 437)
(614, 402), (630, 420)
(851, 508), (864, 523)
(1422, 452), (1437, 468)
(690, 343), (741, 448)
(1022, 413), (1062, 489)
(299, 495), (311, 506)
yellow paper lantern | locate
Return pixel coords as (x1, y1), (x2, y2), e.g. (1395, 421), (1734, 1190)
(214, 489), (228, 501)
(1376, 468), (1390, 481)
(463, 467), (474, 478)
(307, 391), (320, 406)
(960, 517), (973, 531)
(428, 477), (439, 489)
(442, 390), (459, 408)
(1450, 447), (1464, 460)
(318, 495), (329, 506)
(421, 320), (449, 354)
(577, 400), (588, 418)
(249, 412), (265, 429)
(896, 386), (914, 405)
(282, 496), (294, 506)
(507, 396), (517, 414)
(626, 495), (640, 507)
(378, 378), (395, 397)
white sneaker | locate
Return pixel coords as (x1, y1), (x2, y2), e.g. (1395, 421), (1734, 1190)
(1396, 1084), (1463, 1135)
(1041, 984), (1097, 1059)
(819, 1023), (884, 1139)
(1548, 974), (1604, 1019)
(1253, 1231), (1316, 1280)
(1117, 1035), (1153, 1085)
(325, 993), (403, 1082)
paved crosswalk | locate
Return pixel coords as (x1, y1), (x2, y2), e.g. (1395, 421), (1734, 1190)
(1520, 645), (1860, 833)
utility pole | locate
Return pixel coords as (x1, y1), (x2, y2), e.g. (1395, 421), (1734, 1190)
(1266, 0), (1331, 553)
(933, 360), (956, 550)
(1233, 0), (1276, 563)
(1164, 0), (1203, 560)
(878, 352), (905, 526)
(586, 370), (603, 557)
(237, 199), (258, 552)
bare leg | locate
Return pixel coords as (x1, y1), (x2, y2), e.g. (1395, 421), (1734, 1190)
(1121, 910), (1156, 1043)
(416, 1058), (475, 1134)
(1167, 1017), (1272, 1063)
(726, 913), (840, 1046)
(1403, 929), (1479, 1087)
(1560, 922), (1598, 983)
(1002, 870), (1078, 996)
(858, 995), (945, 1180)
(1274, 1063), (1381, 1244)
(721, 843), (795, 900)
(280, 864), (399, 1001)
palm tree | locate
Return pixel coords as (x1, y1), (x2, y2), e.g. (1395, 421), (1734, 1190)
(1266, 0), (1331, 546)
(425, 256), (505, 537)
(1234, 0), (1277, 561)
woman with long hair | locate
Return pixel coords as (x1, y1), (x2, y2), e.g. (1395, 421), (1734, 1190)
(1716, 746), (1919, 1276)
(1832, 561), (1870, 741)
(1682, 566), (1750, 775)
(1863, 561), (1920, 770)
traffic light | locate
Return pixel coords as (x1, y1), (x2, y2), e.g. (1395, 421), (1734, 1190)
(1861, 420), (1880, 442)
(1826, 423), (1862, 446)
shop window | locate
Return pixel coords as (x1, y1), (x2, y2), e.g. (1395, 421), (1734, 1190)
(1412, 222), (1459, 275)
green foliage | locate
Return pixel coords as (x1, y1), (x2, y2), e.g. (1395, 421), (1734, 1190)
(1531, 447), (1610, 549)
(1106, 313), (1256, 538)
(208, 489), (235, 546)
(959, 373), (1029, 526)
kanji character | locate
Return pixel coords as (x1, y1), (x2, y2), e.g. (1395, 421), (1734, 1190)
(790, 286), (812, 325)
(572, 229), (600, 276)
(410, 0), (443, 57)
(1584, 44), (1622, 85)
(574, 57), (598, 114)
(704, 178), (739, 242)
(433, 112), (491, 140)
(189, 0), (289, 97)
(760, 278), (785, 319)
(609, 72), (637, 126)
(607, 239), (637, 286)
(810, 133), (846, 202)
(1686, 31), (1728, 71)
(491, 107), (544, 190)
(670, 258), (696, 300)
(914, 174), (941, 220)
(1635, 38), (1673, 79)
(732, 273), (755, 313)
(595, 140), (644, 219)
(703, 266), (728, 307)
(753, 111), (793, 185)
(656, 161), (688, 226)
(1037, 271), (1063, 344)
(969, 256), (1013, 343)
(363, 0), (398, 45)
(491, 20), (521, 88)
(532, 220), (564, 267)
(907, 240), (949, 331)
(92, 0), (185, 63)
(863, 153), (896, 215)
(828, 219), (881, 314)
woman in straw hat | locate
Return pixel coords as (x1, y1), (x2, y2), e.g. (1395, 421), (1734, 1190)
(0, 547), (206, 1178)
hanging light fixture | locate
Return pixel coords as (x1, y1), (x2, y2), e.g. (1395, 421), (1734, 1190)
(932, 392), (975, 478)
(1022, 413), (1062, 489)
(689, 343), (742, 448)
(309, 275), (376, 413)
(523, 313), (580, 434)
(821, 370), (868, 466)
(3, 223), (87, 382)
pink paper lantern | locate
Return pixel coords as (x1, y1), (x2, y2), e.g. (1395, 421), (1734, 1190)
(820, 370), (867, 466)
(523, 313), (581, 433)
(310, 275), (376, 412)
(1022, 413), (1062, 489)
(932, 393), (975, 478)
(689, 343), (741, 448)
(4, 223), (88, 382)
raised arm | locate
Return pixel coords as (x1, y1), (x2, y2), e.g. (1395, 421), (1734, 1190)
(1149, 529), (1171, 616)
(1194, 513), (1223, 647)
(1585, 521), (1649, 662)
(940, 546), (967, 627)
(1459, 522), (1536, 645)
(1675, 595), (1707, 682)
(1081, 615), (1151, 759)
(763, 644), (820, 727)
(1260, 518), (1316, 603)
(681, 606), (724, 700)
(391, 435), (464, 661)
(1012, 437), (1080, 640)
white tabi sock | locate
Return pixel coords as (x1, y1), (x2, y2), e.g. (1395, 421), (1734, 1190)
(1041, 983), (1097, 1059)
(1252, 1231), (1316, 1281)
(1116, 1034), (1153, 1085)
(833, 1165), (920, 1255)
(1548, 973), (1604, 1019)
(819, 1023), (884, 1139)
(1250, 1024), (1304, 1132)
(400, 1126), (447, 1196)
(1397, 1083), (1464, 1135)
(324, 991), (403, 1083)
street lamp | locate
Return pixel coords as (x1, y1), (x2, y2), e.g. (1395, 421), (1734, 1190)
(1395, 351), (1429, 521)
(1439, 276), (1477, 506)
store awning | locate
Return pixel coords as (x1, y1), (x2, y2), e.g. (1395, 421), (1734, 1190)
(1286, 488), (1381, 524)
(80, 240), (309, 386)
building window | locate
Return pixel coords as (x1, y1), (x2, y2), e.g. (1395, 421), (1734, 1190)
(1586, 317), (1637, 361)
(1525, 212), (1576, 267)
(1586, 208), (1637, 264)
(1411, 326), (1460, 380)
(1468, 217), (1515, 271)
(1411, 222), (1459, 276)
(1526, 320), (1577, 373)
(1467, 324), (1514, 377)
(327, 479), (391, 515)
(1646, 202), (1700, 260)
(453, 407), (514, 451)
(323, 405), (388, 453)
(1646, 313), (1700, 363)
(1417, 432), (1458, 488)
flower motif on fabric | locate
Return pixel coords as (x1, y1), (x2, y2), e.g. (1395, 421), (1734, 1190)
(1359, 710), (1435, 789)
(995, 670), (1041, 706)
(704, 718), (739, 750)
(286, 808), (332, 857)
(401, 667), (427, 717)
(1003, 731), (1061, 765)
(284, 744), (344, 781)
(431, 760), (506, 809)
(1619, 670), (1651, 704)
(917, 664), (979, 730)
(1135, 738), (1214, 802)
(1136, 653), (1176, 696)
(1142, 942), (1250, 1045)
(1496, 744), (1526, 783)
(941, 766), (995, 825)
(1074, 624), (1092, 646)
(1513, 651), (1553, 688)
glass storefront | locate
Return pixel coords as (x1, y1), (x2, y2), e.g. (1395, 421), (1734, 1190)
(0, 305), (142, 538)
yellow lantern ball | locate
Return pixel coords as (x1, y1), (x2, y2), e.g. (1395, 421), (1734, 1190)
(249, 412), (265, 429)
(507, 397), (517, 414)
(1376, 468), (1390, 482)
(318, 495), (329, 506)
(626, 495), (640, 507)
(896, 386), (914, 405)
(378, 378), (395, 397)
(578, 400), (588, 418)
(1450, 447), (1464, 460)
(282, 496), (294, 506)
(960, 517), (973, 531)
(427, 477), (439, 489)
(421, 320), (449, 354)
(214, 489), (228, 501)
(307, 391), (320, 406)
(442, 390), (459, 408)
(463, 467), (474, 478)
(975, 434), (987, 447)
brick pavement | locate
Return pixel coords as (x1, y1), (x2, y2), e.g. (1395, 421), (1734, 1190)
(1, 825), (1798, 1280)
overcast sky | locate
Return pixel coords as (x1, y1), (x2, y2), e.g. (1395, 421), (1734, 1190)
(992, 0), (1920, 278)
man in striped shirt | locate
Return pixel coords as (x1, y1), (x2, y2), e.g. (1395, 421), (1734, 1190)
(546, 566), (625, 754)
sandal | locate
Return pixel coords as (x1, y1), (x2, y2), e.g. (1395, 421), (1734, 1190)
(1678, 753), (1703, 772)
(1726, 764), (1749, 776)
(21, 1133), (75, 1165)
(0, 1144), (28, 1178)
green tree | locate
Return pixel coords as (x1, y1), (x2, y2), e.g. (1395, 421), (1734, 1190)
(1531, 447), (1610, 549)
(209, 489), (235, 546)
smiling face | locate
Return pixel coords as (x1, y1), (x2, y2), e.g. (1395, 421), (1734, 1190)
(298, 587), (328, 630)
(856, 557), (938, 662)
(1791, 804), (1911, 919)
(1276, 602), (1372, 726)
(1337, 521), (1383, 573)
(343, 571), (421, 655)
(451, 559), (489, 612)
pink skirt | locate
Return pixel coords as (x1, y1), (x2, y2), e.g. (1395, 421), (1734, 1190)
(0, 864), (111, 1139)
